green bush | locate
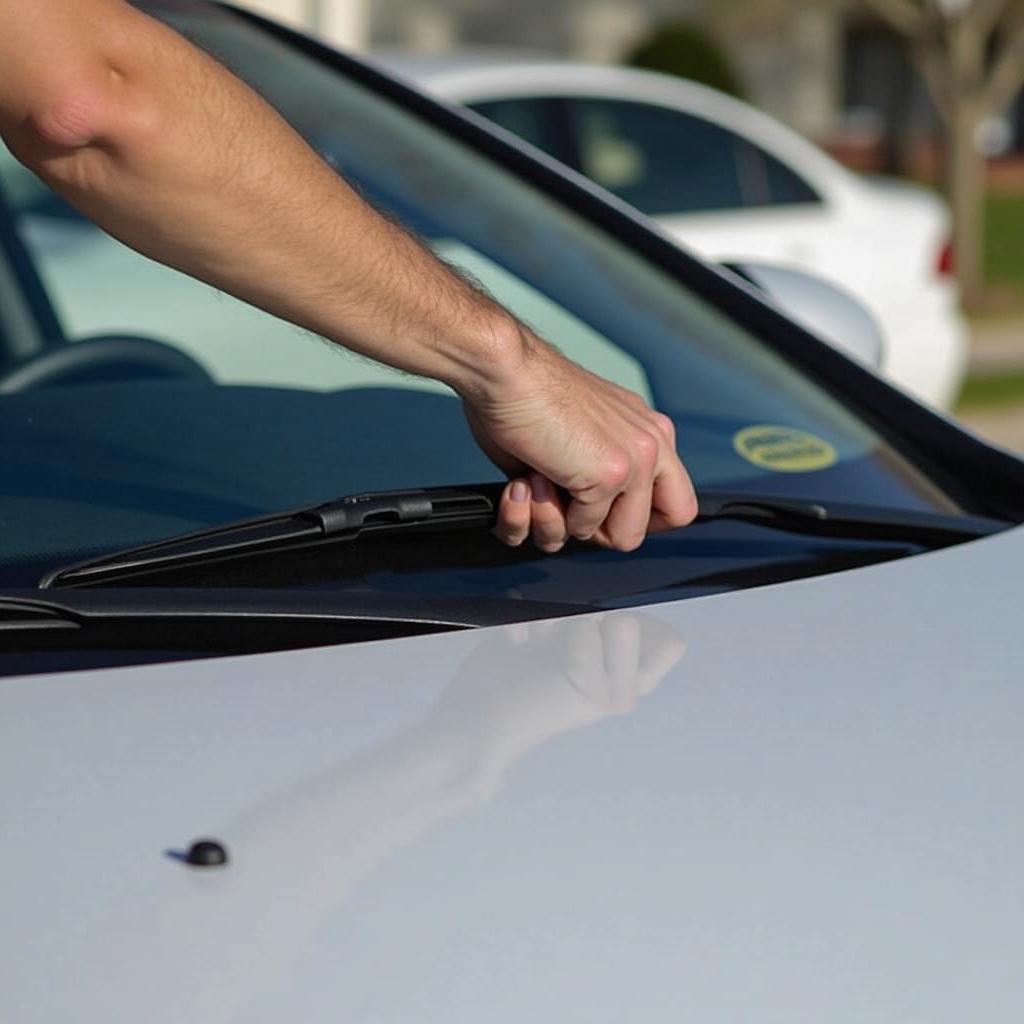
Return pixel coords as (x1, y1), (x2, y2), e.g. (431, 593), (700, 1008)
(625, 21), (745, 100)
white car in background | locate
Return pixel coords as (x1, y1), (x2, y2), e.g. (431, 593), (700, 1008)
(383, 57), (968, 409)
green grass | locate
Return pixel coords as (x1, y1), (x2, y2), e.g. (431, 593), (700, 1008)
(984, 193), (1024, 306)
(957, 370), (1024, 409)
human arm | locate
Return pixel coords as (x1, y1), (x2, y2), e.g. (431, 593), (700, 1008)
(0, 0), (697, 550)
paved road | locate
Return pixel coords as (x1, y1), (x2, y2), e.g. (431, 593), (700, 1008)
(956, 405), (1024, 453)
(955, 315), (1024, 453)
(967, 314), (1024, 375)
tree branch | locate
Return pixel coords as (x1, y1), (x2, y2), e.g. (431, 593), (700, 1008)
(912, 40), (955, 122)
(972, 0), (1011, 40)
(985, 20), (1024, 113)
(921, 0), (951, 24)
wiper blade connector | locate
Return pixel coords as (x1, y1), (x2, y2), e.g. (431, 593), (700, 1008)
(42, 485), (502, 590)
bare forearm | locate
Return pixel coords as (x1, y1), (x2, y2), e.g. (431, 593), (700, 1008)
(0, 0), (698, 553)
(0, 0), (525, 398)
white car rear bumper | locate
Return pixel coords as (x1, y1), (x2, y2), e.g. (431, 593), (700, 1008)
(875, 285), (969, 410)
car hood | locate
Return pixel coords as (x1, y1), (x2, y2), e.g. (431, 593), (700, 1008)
(2, 526), (1023, 1022)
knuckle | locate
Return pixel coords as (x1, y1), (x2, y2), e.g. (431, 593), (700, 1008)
(633, 430), (659, 466)
(601, 451), (631, 491)
(653, 413), (676, 443)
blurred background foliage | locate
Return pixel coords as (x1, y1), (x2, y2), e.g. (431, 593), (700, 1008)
(625, 21), (747, 100)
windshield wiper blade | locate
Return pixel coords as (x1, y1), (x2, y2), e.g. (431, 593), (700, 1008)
(696, 490), (1011, 547)
(41, 483), (1010, 591)
(41, 484), (505, 590)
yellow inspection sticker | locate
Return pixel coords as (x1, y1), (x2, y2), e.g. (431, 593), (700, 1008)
(733, 425), (838, 473)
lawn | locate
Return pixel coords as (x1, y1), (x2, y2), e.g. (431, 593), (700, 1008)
(954, 191), (1024, 412)
(983, 192), (1024, 308)
(957, 369), (1024, 409)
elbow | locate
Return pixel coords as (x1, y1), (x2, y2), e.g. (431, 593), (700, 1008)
(15, 68), (161, 182)
(16, 68), (115, 162)
(9, 86), (109, 195)
(28, 88), (108, 152)
(8, 78), (111, 188)
(14, 83), (170, 206)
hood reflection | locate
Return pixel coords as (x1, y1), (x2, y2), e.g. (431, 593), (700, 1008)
(71, 613), (686, 1020)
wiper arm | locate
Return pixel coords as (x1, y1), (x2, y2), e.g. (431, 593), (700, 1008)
(0, 597), (81, 631)
(41, 484), (505, 590)
(696, 490), (1010, 547)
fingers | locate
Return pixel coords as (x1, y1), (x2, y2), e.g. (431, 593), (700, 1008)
(581, 427), (659, 551)
(593, 420), (696, 549)
(529, 473), (569, 553)
(600, 451), (656, 552)
(494, 475), (570, 553)
(488, 376), (694, 553)
(648, 454), (699, 535)
(564, 453), (629, 542)
(494, 478), (531, 547)
(498, 445), (694, 552)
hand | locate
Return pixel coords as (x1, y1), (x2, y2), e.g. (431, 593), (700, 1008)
(462, 335), (697, 553)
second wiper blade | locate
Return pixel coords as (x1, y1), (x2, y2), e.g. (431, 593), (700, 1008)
(697, 490), (1010, 547)
(42, 485), (504, 589)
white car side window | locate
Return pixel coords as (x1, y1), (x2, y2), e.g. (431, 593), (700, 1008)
(569, 99), (747, 216)
(471, 97), (820, 219)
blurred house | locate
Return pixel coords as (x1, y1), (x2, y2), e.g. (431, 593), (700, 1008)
(234, 0), (837, 135)
(230, 0), (370, 50)
(232, 0), (1024, 174)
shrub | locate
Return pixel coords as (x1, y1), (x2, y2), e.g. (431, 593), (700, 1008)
(625, 21), (745, 100)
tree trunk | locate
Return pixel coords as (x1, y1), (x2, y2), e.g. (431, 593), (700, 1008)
(947, 97), (987, 311)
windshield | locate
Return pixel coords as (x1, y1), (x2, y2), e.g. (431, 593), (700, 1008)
(0, 0), (968, 605)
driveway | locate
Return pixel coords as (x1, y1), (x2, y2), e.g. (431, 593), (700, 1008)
(956, 314), (1024, 454)
(957, 405), (1024, 454)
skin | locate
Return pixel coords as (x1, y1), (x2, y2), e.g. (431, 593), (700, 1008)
(0, 0), (698, 552)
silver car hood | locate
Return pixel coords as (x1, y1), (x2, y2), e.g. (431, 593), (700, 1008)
(3, 526), (1022, 1022)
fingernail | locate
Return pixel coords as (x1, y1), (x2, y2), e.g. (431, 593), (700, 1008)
(511, 480), (529, 503)
(530, 473), (552, 501)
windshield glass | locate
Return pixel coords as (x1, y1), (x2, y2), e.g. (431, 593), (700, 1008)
(0, 0), (961, 599)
